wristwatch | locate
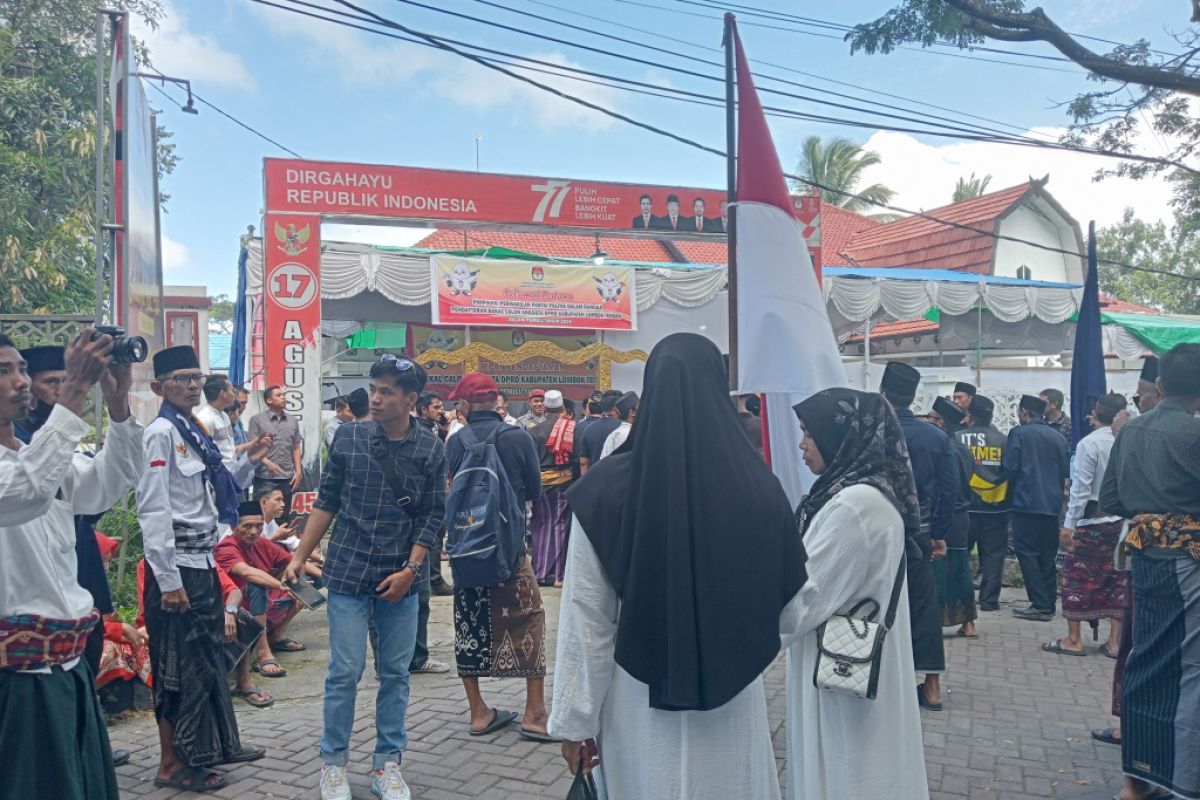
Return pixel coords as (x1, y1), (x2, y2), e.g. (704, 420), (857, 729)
(403, 560), (425, 575)
(224, 604), (239, 615)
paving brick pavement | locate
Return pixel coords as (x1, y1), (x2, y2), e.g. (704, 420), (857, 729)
(109, 585), (1129, 799)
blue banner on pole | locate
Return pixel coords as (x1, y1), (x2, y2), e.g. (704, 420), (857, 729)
(1070, 222), (1106, 449)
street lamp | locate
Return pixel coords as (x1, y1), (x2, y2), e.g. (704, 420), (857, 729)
(134, 72), (199, 116)
(590, 234), (607, 266)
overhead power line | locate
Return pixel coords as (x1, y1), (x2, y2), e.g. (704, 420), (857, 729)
(272, 0), (1196, 175)
(257, 0), (1197, 283)
(144, 74), (303, 158)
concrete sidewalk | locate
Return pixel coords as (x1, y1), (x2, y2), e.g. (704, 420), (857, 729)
(109, 585), (1128, 799)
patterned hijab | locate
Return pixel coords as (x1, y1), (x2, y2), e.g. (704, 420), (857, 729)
(792, 388), (921, 539)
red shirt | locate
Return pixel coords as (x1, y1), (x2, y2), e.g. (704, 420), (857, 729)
(214, 535), (292, 607)
(135, 559), (239, 628)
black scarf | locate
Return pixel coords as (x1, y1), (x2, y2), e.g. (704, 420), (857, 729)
(567, 333), (807, 712)
(158, 399), (242, 526)
(792, 389), (921, 540)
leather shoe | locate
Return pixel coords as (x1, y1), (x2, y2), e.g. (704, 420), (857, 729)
(1013, 607), (1054, 622)
(112, 749), (131, 767)
(979, 602), (1000, 612)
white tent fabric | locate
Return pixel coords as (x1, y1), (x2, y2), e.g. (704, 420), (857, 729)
(822, 272), (1083, 324)
(244, 240), (1086, 324)
(1103, 324), (1152, 360)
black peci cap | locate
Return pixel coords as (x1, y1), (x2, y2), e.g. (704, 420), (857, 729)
(881, 361), (921, 395)
(20, 345), (64, 376)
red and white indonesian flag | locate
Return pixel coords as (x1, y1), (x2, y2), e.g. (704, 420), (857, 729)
(731, 23), (846, 505)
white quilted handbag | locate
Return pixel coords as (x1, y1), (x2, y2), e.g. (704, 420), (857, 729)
(813, 555), (906, 700)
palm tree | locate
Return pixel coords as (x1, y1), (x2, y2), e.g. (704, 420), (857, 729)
(952, 173), (993, 202)
(791, 136), (896, 215)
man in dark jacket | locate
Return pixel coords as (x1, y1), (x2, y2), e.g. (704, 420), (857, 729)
(880, 362), (955, 710)
(444, 372), (553, 742)
(957, 395), (1010, 611)
(929, 396), (979, 638)
(1002, 394), (1070, 620)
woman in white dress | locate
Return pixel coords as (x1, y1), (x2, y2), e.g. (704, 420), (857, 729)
(782, 388), (930, 800)
(549, 333), (808, 799)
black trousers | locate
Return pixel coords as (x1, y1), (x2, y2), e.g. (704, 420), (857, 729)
(906, 534), (946, 673)
(1012, 511), (1060, 613)
(969, 513), (1009, 607)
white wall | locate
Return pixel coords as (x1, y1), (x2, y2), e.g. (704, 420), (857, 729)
(993, 202), (1083, 284)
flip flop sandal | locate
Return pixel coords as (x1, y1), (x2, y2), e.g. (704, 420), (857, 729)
(1042, 639), (1087, 657)
(253, 658), (287, 677)
(1091, 727), (1121, 745)
(518, 728), (563, 743)
(270, 638), (306, 652)
(233, 686), (275, 708)
(469, 709), (517, 736)
(154, 766), (227, 792)
(956, 630), (980, 639)
(1100, 643), (1119, 659)
(222, 744), (267, 764)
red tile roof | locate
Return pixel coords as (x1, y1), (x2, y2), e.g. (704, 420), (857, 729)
(414, 229), (678, 262)
(1099, 295), (1156, 314)
(846, 318), (938, 342)
(844, 183), (1034, 273)
(822, 204), (883, 266)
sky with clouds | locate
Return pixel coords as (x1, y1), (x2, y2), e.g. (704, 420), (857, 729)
(137, 0), (1188, 296)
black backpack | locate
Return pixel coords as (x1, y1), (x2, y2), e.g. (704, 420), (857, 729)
(444, 425), (526, 589)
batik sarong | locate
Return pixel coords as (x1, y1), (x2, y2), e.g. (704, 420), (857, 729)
(144, 564), (243, 768)
(454, 560), (547, 678)
(0, 660), (118, 800)
(97, 638), (153, 689)
(1061, 518), (1128, 621)
(1122, 551), (1200, 799)
(935, 512), (977, 626)
(531, 483), (570, 584)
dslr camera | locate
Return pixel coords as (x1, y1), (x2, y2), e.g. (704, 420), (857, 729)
(91, 325), (148, 364)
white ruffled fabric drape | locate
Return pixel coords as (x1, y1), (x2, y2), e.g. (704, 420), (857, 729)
(822, 274), (1083, 324)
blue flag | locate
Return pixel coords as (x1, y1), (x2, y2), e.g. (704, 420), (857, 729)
(1070, 221), (1106, 449)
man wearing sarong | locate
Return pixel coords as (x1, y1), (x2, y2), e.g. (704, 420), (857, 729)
(1003, 395), (1070, 621)
(1100, 343), (1200, 800)
(286, 355), (446, 800)
(0, 330), (142, 800)
(880, 362), (954, 710)
(138, 345), (272, 792)
(16, 344), (135, 766)
(929, 396), (979, 638)
(444, 372), (554, 743)
(1044, 393), (1128, 658)
(529, 389), (575, 587)
(1096, 356), (1163, 749)
(958, 395), (1010, 611)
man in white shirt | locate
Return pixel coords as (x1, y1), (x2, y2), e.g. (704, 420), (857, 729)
(196, 375), (237, 469)
(323, 396), (355, 448)
(1048, 392), (1128, 659)
(0, 330), (142, 800)
(599, 391), (638, 460)
(495, 389), (517, 425)
(138, 346), (272, 792)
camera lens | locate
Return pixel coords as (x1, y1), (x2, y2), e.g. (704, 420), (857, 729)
(111, 335), (148, 364)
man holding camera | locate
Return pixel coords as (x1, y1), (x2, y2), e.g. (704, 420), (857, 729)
(0, 330), (143, 800)
(137, 345), (273, 792)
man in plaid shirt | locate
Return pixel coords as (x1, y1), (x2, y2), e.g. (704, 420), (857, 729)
(286, 356), (445, 800)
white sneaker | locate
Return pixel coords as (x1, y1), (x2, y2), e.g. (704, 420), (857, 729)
(371, 761), (411, 800)
(320, 764), (353, 800)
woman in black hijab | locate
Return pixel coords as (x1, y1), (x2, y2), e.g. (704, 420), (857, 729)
(549, 332), (806, 799)
(780, 388), (929, 800)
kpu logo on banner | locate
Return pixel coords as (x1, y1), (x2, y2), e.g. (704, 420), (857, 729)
(274, 221), (311, 256)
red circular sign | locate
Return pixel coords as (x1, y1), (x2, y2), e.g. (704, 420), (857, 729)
(268, 263), (318, 310)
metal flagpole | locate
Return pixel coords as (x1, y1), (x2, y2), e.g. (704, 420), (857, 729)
(723, 13), (738, 396)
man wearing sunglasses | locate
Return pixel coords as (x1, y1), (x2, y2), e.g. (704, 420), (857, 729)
(137, 346), (274, 793)
(285, 354), (447, 800)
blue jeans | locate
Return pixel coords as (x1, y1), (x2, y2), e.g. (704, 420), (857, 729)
(320, 589), (419, 771)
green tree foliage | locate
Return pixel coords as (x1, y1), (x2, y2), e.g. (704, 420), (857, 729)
(0, 0), (171, 314)
(791, 135), (897, 216)
(209, 293), (234, 331)
(953, 172), (992, 202)
(1096, 209), (1200, 314)
(846, 1), (1200, 232)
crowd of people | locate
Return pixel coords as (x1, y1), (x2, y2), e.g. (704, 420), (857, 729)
(3, 326), (1198, 800)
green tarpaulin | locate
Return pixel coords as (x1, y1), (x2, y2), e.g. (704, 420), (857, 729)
(346, 323), (407, 350)
(1102, 311), (1200, 353)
